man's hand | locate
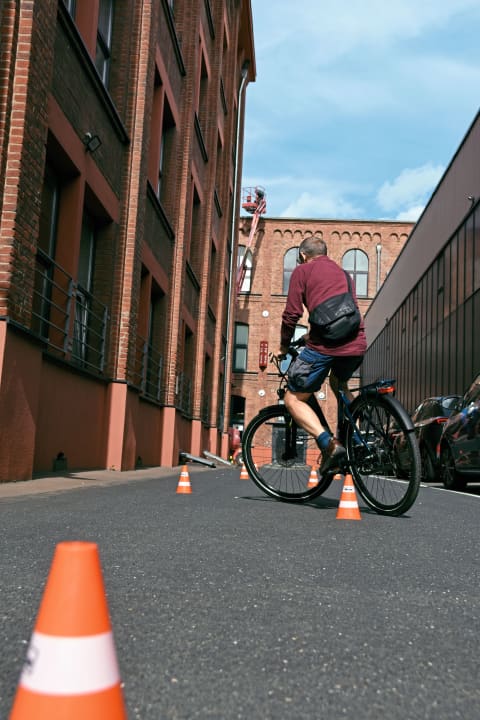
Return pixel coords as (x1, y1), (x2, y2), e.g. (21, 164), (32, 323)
(273, 346), (289, 361)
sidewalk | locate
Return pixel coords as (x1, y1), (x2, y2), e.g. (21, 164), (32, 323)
(0, 464), (215, 499)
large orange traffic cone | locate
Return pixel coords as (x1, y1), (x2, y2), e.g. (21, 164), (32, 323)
(240, 463), (249, 480)
(176, 464), (192, 494)
(307, 466), (319, 487)
(336, 473), (361, 520)
(9, 541), (127, 719)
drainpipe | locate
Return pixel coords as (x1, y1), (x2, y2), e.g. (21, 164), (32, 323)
(376, 243), (382, 292)
(222, 59), (250, 435)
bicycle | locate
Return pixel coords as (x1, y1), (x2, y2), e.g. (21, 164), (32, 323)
(241, 340), (421, 516)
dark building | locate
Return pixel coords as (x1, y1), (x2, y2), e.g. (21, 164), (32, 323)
(364, 110), (480, 413)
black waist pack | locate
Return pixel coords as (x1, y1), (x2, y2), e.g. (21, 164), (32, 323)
(308, 271), (361, 345)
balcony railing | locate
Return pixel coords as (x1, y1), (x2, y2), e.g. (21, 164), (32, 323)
(130, 335), (165, 403)
(175, 371), (192, 417)
(31, 251), (108, 374)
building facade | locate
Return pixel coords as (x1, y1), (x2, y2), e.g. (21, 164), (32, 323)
(231, 216), (414, 437)
(0, 0), (255, 481)
(363, 110), (480, 414)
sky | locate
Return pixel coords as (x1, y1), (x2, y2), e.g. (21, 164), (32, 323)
(241, 1), (480, 222)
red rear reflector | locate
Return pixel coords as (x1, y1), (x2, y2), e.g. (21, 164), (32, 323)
(378, 386), (395, 394)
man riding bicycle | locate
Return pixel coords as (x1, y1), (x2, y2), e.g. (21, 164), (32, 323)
(275, 236), (367, 476)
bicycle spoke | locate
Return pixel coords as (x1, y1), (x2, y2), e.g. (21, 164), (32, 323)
(242, 406), (333, 502)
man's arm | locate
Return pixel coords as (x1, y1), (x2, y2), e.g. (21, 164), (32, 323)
(276, 270), (305, 356)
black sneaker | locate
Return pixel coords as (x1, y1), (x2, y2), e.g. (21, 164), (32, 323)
(319, 438), (347, 475)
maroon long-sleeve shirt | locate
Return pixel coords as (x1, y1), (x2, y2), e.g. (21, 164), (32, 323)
(280, 254), (367, 356)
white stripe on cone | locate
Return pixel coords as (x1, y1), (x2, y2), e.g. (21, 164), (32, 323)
(19, 631), (120, 695)
(338, 500), (359, 508)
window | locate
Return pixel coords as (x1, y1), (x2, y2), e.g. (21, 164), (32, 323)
(283, 247), (298, 294)
(237, 245), (252, 293)
(280, 324), (307, 374)
(95, 0), (114, 86)
(150, 74), (176, 213)
(33, 166), (60, 337)
(197, 51), (209, 132)
(72, 211), (96, 363)
(233, 323), (249, 372)
(145, 292), (165, 401)
(157, 98), (175, 203)
(342, 249), (368, 297)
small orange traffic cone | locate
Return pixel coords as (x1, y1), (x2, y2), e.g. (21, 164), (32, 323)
(176, 464), (192, 494)
(307, 466), (319, 487)
(336, 473), (361, 520)
(240, 463), (249, 480)
(334, 472), (343, 481)
(9, 541), (127, 719)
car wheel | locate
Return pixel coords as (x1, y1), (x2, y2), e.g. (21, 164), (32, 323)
(420, 445), (435, 482)
(440, 445), (467, 491)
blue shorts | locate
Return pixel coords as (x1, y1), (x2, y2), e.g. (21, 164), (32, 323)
(287, 347), (363, 393)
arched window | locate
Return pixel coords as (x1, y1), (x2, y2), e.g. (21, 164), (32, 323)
(283, 247), (298, 294)
(342, 249), (368, 297)
(233, 322), (249, 371)
(237, 245), (252, 293)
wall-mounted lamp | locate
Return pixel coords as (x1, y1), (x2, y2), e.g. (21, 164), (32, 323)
(83, 132), (102, 154)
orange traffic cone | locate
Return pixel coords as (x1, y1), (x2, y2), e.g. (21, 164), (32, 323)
(240, 463), (249, 480)
(307, 466), (319, 487)
(336, 473), (361, 520)
(333, 472), (343, 481)
(176, 464), (192, 494)
(9, 541), (127, 719)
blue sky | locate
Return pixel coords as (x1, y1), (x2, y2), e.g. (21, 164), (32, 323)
(241, 1), (480, 221)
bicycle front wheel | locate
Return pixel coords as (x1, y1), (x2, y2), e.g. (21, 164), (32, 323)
(345, 393), (421, 516)
(242, 405), (333, 502)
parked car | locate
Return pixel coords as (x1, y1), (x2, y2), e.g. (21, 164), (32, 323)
(410, 395), (460, 481)
(391, 395), (460, 480)
(439, 373), (480, 490)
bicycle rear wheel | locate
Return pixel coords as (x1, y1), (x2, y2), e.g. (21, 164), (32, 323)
(242, 405), (334, 502)
(345, 393), (421, 516)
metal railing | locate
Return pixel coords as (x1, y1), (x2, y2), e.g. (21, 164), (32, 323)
(131, 334), (165, 403)
(175, 371), (192, 417)
(31, 252), (108, 373)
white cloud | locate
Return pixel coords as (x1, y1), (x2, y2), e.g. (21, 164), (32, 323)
(376, 164), (444, 214)
(280, 191), (360, 219)
(395, 206), (425, 222)
(252, 0), (480, 64)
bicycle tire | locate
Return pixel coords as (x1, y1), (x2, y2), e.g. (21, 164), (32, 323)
(242, 405), (334, 502)
(344, 393), (421, 516)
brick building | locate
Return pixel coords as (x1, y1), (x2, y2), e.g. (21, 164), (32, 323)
(0, 0), (255, 481)
(231, 216), (414, 436)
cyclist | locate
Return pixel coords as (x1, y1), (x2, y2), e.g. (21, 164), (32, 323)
(275, 236), (367, 476)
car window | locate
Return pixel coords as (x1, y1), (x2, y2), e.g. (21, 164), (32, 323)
(442, 396), (461, 413)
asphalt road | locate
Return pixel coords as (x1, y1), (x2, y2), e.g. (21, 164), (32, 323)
(0, 467), (479, 719)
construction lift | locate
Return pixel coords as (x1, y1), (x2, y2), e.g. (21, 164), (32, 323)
(235, 186), (267, 296)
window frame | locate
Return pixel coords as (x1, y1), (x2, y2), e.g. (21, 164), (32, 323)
(233, 322), (249, 372)
(342, 248), (369, 298)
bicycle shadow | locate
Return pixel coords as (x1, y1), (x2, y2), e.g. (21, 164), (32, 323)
(237, 493), (401, 517)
